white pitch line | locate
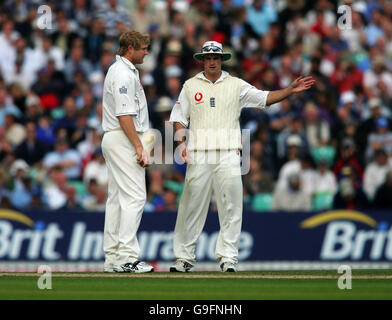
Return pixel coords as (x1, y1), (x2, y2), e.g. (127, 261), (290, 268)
(1, 273), (392, 279)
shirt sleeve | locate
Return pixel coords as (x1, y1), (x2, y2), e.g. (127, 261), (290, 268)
(113, 72), (138, 117)
(169, 88), (190, 127)
(239, 79), (270, 109)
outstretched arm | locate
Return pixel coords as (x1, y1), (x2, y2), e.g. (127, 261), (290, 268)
(266, 76), (315, 106)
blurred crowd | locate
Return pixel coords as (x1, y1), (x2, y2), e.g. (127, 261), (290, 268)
(1, 0), (392, 212)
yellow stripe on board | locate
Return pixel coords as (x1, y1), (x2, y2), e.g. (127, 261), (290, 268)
(0, 209), (34, 227)
(300, 210), (377, 229)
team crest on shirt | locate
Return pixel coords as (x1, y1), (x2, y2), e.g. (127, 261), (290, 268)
(194, 92), (204, 105)
(119, 86), (127, 94)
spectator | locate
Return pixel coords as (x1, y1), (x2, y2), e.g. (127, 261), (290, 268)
(51, 14), (79, 54)
(363, 148), (392, 201)
(310, 7), (334, 39)
(276, 134), (302, 189)
(0, 20), (19, 75)
(3, 37), (36, 90)
(277, 117), (309, 162)
(242, 48), (270, 88)
(23, 95), (43, 123)
(42, 137), (82, 180)
(83, 148), (107, 187)
(68, 0), (92, 34)
(332, 115), (359, 154)
(243, 156), (274, 196)
(305, 0), (336, 30)
(162, 187), (178, 211)
(9, 159), (32, 208)
(299, 153), (317, 196)
(69, 108), (91, 148)
(84, 18), (106, 64)
(94, 0), (131, 38)
(339, 10), (367, 52)
(302, 101), (330, 148)
(32, 34), (65, 72)
(4, 114), (26, 148)
(0, 151), (17, 189)
(365, 117), (392, 162)
(373, 170), (392, 209)
(0, 87), (22, 127)
(61, 185), (83, 210)
(42, 165), (70, 210)
(329, 58), (363, 95)
(0, 174), (11, 205)
(146, 169), (165, 211)
(36, 114), (56, 148)
(355, 97), (389, 157)
(338, 91), (361, 122)
(63, 45), (93, 83)
(276, 150), (316, 196)
(272, 173), (312, 211)
(16, 121), (47, 167)
(363, 55), (392, 98)
(333, 178), (369, 210)
(82, 181), (106, 211)
(249, 132), (277, 176)
(77, 127), (103, 168)
(130, 0), (158, 35)
(53, 96), (78, 141)
(364, 9), (385, 47)
(313, 158), (337, 195)
(89, 49), (115, 99)
(229, 6), (259, 53)
(246, 0), (277, 37)
(333, 137), (364, 182)
(30, 62), (65, 110)
(152, 96), (173, 134)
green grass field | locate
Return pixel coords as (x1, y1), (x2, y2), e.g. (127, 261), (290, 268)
(1, 270), (391, 300)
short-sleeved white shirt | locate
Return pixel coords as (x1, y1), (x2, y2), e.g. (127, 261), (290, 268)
(169, 71), (270, 127)
(102, 55), (149, 132)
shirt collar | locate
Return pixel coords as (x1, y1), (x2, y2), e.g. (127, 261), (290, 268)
(116, 55), (136, 71)
(196, 70), (229, 84)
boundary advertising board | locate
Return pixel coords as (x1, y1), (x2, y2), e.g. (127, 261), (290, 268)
(0, 209), (391, 262)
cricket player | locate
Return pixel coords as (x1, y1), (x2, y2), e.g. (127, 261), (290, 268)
(101, 30), (154, 273)
(169, 41), (315, 272)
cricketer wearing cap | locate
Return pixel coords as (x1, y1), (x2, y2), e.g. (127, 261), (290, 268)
(101, 30), (155, 273)
(169, 41), (315, 272)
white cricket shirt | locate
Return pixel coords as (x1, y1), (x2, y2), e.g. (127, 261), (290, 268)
(102, 55), (149, 133)
(170, 71), (270, 127)
(169, 71), (270, 150)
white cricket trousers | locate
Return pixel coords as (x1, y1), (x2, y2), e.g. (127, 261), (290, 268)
(173, 150), (243, 265)
(101, 130), (146, 266)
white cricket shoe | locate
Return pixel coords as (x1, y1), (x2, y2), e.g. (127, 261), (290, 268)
(114, 261), (154, 273)
(169, 259), (195, 272)
(220, 262), (237, 272)
(103, 266), (115, 273)
(103, 262), (115, 273)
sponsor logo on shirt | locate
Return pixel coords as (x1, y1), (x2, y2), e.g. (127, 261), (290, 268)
(194, 92), (204, 105)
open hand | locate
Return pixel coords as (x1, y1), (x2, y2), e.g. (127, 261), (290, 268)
(290, 76), (315, 93)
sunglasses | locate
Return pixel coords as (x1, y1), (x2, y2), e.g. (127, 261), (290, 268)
(202, 45), (222, 53)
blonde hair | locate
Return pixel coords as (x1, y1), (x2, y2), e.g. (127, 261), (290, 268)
(117, 30), (150, 56)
